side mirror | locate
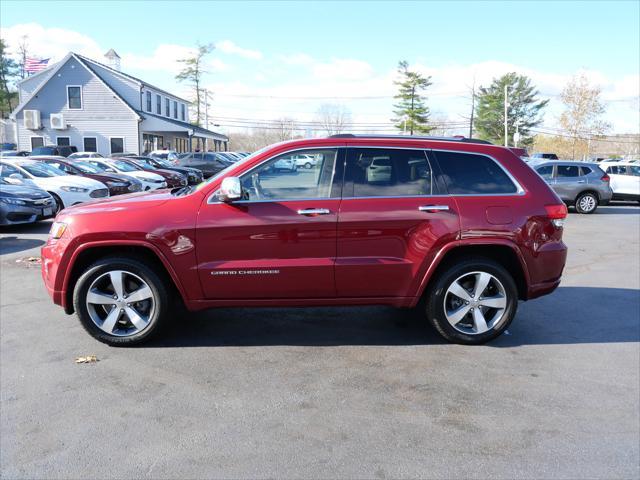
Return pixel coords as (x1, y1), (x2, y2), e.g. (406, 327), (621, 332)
(217, 176), (242, 202)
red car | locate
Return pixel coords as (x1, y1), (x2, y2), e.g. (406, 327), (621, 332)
(41, 135), (568, 346)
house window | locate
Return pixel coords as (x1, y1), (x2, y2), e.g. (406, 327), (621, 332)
(173, 101), (178, 119)
(165, 98), (170, 116)
(30, 137), (44, 149)
(146, 91), (152, 111)
(156, 95), (161, 115)
(56, 137), (70, 146)
(84, 137), (97, 152)
(181, 104), (186, 121)
(110, 137), (124, 154)
(67, 86), (82, 109)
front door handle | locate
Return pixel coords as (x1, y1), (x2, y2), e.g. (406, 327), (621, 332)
(419, 205), (449, 212)
(297, 208), (331, 216)
(577, 180), (586, 184)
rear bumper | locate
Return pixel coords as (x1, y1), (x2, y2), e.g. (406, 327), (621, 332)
(525, 240), (567, 300)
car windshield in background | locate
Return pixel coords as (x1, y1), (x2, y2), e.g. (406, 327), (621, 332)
(19, 162), (67, 178)
(73, 161), (103, 174)
(152, 158), (172, 168)
(110, 160), (139, 172)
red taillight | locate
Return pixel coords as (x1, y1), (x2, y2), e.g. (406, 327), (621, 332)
(601, 174), (610, 182)
(545, 204), (568, 228)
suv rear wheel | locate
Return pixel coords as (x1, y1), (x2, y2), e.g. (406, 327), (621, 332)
(575, 192), (598, 214)
(426, 258), (518, 345)
(73, 257), (169, 346)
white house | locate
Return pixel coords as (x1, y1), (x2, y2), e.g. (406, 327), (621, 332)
(10, 50), (228, 155)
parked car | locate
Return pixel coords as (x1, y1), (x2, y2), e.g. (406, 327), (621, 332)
(0, 150), (30, 157)
(272, 156), (297, 172)
(176, 152), (232, 178)
(1, 143), (17, 151)
(113, 157), (188, 188)
(600, 162), (640, 203)
(68, 152), (105, 159)
(31, 145), (78, 157)
(127, 156), (203, 185)
(107, 152), (137, 158)
(41, 134), (568, 347)
(529, 160), (612, 213)
(216, 152), (242, 163)
(0, 178), (56, 225)
(531, 153), (559, 160)
(84, 159), (167, 191)
(0, 159), (109, 213)
(148, 150), (179, 163)
(38, 158), (142, 196)
(279, 153), (319, 169)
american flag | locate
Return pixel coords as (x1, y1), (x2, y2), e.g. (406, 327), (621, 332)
(24, 57), (50, 74)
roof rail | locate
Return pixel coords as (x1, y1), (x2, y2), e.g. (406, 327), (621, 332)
(328, 134), (493, 145)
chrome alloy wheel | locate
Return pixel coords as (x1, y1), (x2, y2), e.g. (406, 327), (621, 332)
(85, 270), (155, 337)
(578, 194), (597, 212)
(443, 271), (508, 335)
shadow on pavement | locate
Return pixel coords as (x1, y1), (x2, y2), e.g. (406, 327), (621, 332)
(147, 286), (640, 348)
(0, 236), (45, 255)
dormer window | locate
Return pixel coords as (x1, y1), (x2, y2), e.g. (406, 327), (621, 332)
(165, 98), (170, 116)
(67, 86), (82, 109)
(146, 91), (152, 111)
(181, 104), (186, 121)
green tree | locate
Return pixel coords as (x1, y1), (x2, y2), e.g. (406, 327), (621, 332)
(175, 43), (214, 126)
(0, 38), (19, 118)
(475, 72), (548, 147)
(392, 60), (433, 135)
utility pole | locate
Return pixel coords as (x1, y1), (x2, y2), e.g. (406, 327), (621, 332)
(468, 81), (476, 138)
(204, 89), (209, 151)
(504, 85), (508, 147)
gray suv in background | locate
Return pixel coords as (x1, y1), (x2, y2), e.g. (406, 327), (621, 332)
(529, 160), (612, 214)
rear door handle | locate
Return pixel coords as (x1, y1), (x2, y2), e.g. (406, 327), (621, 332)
(577, 180), (586, 184)
(419, 205), (449, 212)
(297, 208), (331, 216)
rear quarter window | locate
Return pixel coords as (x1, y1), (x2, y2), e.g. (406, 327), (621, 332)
(435, 151), (518, 195)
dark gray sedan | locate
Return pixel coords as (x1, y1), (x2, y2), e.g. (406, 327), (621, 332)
(0, 179), (56, 225)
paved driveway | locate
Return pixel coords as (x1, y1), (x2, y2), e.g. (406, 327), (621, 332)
(1, 205), (639, 479)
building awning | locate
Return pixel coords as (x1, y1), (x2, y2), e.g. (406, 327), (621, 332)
(139, 112), (228, 141)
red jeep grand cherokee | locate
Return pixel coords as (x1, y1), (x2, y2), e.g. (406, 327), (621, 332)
(41, 135), (568, 346)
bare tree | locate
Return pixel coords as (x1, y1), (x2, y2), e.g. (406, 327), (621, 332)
(274, 117), (298, 141)
(176, 43), (214, 126)
(315, 103), (351, 135)
(560, 73), (611, 159)
(17, 35), (29, 79)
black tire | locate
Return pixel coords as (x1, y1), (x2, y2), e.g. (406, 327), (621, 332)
(304, 162), (312, 169)
(425, 258), (518, 345)
(575, 191), (598, 214)
(49, 192), (63, 214)
(73, 256), (170, 346)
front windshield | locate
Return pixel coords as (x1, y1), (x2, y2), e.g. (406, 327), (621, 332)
(19, 162), (67, 178)
(110, 160), (139, 172)
(74, 161), (103, 174)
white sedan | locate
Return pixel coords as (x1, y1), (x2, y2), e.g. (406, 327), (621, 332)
(85, 159), (167, 191)
(0, 159), (109, 213)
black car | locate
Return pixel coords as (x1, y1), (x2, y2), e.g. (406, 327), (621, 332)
(176, 152), (233, 178)
(31, 145), (78, 157)
(128, 156), (203, 185)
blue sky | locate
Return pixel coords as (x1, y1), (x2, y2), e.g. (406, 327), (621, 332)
(1, 1), (639, 133)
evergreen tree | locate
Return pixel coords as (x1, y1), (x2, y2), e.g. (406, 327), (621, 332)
(475, 72), (548, 147)
(392, 60), (433, 135)
(0, 39), (19, 118)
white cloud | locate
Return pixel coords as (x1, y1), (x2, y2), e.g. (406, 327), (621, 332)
(121, 44), (229, 75)
(215, 40), (262, 60)
(0, 23), (103, 61)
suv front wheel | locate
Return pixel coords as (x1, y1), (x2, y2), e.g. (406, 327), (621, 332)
(426, 258), (518, 345)
(73, 257), (169, 346)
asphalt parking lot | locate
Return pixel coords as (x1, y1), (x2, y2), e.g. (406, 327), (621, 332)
(1, 205), (639, 479)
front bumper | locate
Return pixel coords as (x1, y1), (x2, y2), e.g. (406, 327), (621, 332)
(0, 203), (55, 225)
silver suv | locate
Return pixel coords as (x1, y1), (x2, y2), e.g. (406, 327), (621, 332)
(529, 160), (613, 214)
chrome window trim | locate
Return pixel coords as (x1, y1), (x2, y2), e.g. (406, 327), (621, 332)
(207, 146), (342, 205)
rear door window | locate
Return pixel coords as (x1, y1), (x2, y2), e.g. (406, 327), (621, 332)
(434, 151), (518, 194)
(535, 165), (554, 179)
(556, 165), (580, 177)
(345, 148), (434, 197)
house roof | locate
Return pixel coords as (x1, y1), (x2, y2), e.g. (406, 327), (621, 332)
(74, 53), (191, 103)
(139, 111), (228, 141)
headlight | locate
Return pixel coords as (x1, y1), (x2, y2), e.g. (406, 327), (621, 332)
(60, 186), (89, 193)
(49, 222), (67, 239)
(106, 181), (127, 187)
(0, 197), (27, 205)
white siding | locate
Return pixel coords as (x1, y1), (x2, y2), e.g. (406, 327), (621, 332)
(15, 56), (139, 154)
(87, 61), (141, 109)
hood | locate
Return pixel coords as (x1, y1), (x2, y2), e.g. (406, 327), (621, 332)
(0, 183), (51, 199)
(85, 173), (131, 184)
(129, 171), (165, 181)
(60, 189), (174, 215)
(30, 175), (107, 190)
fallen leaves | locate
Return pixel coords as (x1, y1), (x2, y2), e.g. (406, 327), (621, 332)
(75, 355), (99, 364)
(16, 256), (42, 267)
